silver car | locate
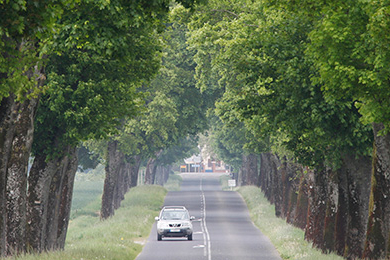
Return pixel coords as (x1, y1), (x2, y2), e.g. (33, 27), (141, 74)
(155, 206), (195, 241)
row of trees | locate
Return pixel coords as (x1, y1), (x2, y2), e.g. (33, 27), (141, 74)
(0, 0), (207, 256)
(182, 0), (389, 259)
(97, 9), (216, 219)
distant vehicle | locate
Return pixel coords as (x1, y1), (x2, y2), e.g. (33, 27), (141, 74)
(155, 206), (195, 241)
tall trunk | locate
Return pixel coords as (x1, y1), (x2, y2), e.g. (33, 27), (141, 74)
(144, 150), (163, 185)
(144, 158), (157, 185)
(334, 166), (348, 255)
(128, 155), (141, 189)
(44, 146), (77, 250)
(322, 169), (338, 253)
(305, 168), (327, 248)
(5, 96), (38, 255)
(259, 153), (280, 204)
(0, 60), (43, 256)
(26, 145), (78, 252)
(101, 140), (124, 219)
(285, 162), (303, 225)
(113, 159), (126, 210)
(163, 165), (171, 184)
(364, 123), (390, 259)
(0, 95), (17, 256)
(242, 154), (259, 186)
(55, 150), (77, 250)
(341, 154), (371, 259)
(293, 169), (309, 229)
(154, 165), (164, 186)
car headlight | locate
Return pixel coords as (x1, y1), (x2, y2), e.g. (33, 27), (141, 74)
(181, 221), (191, 228)
(157, 222), (169, 229)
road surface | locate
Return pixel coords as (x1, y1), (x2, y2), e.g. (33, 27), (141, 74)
(136, 173), (281, 260)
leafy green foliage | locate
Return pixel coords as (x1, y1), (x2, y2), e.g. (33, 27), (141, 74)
(302, 0), (390, 134)
(32, 0), (174, 158)
(112, 5), (215, 164)
(187, 0), (373, 169)
(0, 0), (63, 100)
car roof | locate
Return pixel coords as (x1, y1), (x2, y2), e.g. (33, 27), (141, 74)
(162, 206), (187, 211)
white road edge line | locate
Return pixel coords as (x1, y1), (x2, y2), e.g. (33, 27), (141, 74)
(200, 175), (212, 260)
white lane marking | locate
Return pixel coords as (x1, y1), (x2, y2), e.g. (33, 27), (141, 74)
(193, 245), (205, 249)
(200, 175), (211, 260)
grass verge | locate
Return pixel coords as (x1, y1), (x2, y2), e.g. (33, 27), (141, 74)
(10, 185), (166, 260)
(237, 186), (344, 260)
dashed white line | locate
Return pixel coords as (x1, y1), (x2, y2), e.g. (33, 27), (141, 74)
(200, 175), (211, 260)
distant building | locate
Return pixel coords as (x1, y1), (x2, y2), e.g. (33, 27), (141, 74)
(181, 155), (202, 172)
(180, 154), (228, 173)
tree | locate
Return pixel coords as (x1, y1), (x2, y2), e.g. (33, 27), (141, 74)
(0, 1), (64, 256)
(187, 0), (374, 257)
(285, 1), (390, 258)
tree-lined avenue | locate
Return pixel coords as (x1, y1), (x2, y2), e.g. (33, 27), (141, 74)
(136, 173), (281, 260)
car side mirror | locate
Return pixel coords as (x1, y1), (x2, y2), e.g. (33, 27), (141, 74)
(190, 216), (195, 221)
(155, 217), (159, 221)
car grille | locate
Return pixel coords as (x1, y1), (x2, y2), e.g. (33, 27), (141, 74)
(169, 224), (181, 227)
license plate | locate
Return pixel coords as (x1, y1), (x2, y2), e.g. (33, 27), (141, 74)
(170, 229), (180, 232)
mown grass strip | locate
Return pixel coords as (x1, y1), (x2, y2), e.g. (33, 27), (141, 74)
(237, 185), (344, 260)
(9, 185), (166, 260)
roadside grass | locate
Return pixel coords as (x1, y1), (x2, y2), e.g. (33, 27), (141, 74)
(9, 185), (166, 260)
(237, 186), (344, 260)
(71, 166), (105, 219)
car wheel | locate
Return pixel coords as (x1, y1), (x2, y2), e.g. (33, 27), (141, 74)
(187, 234), (193, 241)
(157, 234), (162, 241)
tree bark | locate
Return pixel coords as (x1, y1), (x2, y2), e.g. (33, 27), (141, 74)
(259, 153), (280, 204)
(341, 154), (371, 259)
(364, 123), (390, 259)
(5, 96), (38, 255)
(0, 95), (17, 256)
(305, 168), (327, 248)
(293, 168), (309, 230)
(0, 95), (38, 256)
(26, 145), (78, 252)
(241, 154), (259, 186)
(128, 155), (141, 189)
(322, 169), (339, 253)
(154, 165), (164, 186)
(144, 158), (157, 185)
(101, 140), (124, 219)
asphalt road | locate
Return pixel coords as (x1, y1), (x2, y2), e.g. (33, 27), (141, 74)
(136, 173), (281, 260)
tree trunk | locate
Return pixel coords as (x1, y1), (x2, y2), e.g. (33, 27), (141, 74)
(26, 145), (78, 252)
(5, 96), (38, 255)
(144, 157), (157, 185)
(322, 169), (339, 253)
(242, 154), (259, 186)
(305, 168), (327, 248)
(101, 140), (124, 219)
(163, 165), (171, 184)
(285, 162), (303, 225)
(259, 153), (280, 204)
(364, 123), (390, 259)
(293, 169), (309, 230)
(0, 95), (17, 256)
(341, 154), (371, 259)
(154, 165), (164, 186)
(0, 94), (39, 256)
(334, 166), (348, 255)
(128, 155), (141, 189)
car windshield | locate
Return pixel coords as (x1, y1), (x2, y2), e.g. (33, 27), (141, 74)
(161, 210), (189, 220)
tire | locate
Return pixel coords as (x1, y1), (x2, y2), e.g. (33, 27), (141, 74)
(187, 234), (193, 241)
(157, 234), (162, 241)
